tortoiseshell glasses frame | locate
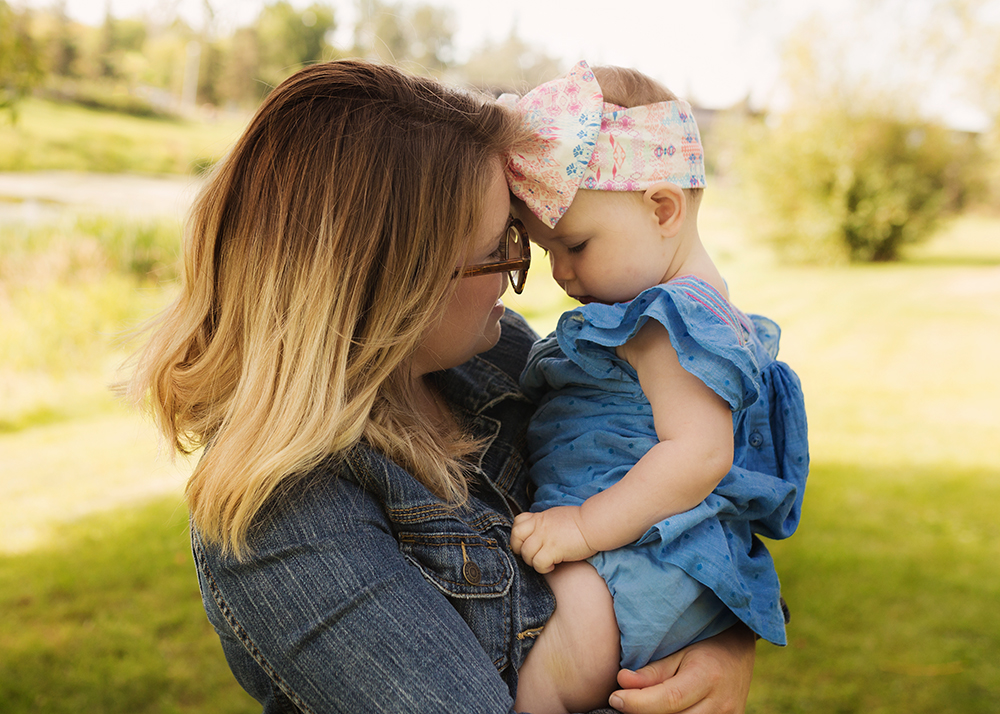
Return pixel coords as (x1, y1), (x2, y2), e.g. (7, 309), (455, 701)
(453, 218), (531, 294)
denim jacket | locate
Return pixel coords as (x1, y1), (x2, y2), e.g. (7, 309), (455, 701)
(192, 312), (559, 713)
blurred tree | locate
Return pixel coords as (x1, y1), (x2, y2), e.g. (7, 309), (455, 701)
(947, 0), (1000, 205)
(353, 0), (407, 63)
(0, 1), (44, 121)
(197, 38), (224, 106)
(218, 26), (263, 107)
(95, 4), (147, 80)
(98, 1), (115, 78)
(729, 5), (987, 263)
(735, 107), (982, 262)
(48, 0), (80, 77)
(255, 1), (336, 91)
(405, 4), (453, 73)
(460, 27), (562, 94)
(351, 0), (455, 77)
(138, 22), (195, 101)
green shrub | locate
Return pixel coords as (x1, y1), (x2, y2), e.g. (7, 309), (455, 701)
(731, 106), (985, 263)
(0, 214), (182, 285)
(81, 215), (183, 282)
(0, 215), (180, 429)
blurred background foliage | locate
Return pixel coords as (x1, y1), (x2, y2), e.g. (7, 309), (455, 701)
(2, 0), (998, 260)
(0, 0), (562, 114)
(731, 106), (985, 262)
(720, 1), (1000, 262)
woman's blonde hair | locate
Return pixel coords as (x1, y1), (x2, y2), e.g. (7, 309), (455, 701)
(127, 60), (527, 556)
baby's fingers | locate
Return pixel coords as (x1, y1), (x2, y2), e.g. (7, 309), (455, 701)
(531, 548), (556, 574)
(510, 512), (536, 555)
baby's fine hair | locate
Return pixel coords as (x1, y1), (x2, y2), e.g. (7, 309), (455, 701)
(591, 65), (679, 107)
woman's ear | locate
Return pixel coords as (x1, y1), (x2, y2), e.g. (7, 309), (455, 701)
(643, 182), (686, 237)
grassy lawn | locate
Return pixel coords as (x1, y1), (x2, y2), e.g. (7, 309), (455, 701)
(0, 97), (247, 174)
(0, 499), (257, 713)
(753, 462), (1000, 713)
(1, 100), (998, 711)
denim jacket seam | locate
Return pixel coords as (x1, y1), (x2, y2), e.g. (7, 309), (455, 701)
(191, 531), (318, 714)
(441, 357), (531, 416)
(387, 504), (462, 522)
(400, 569), (509, 591)
(493, 443), (527, 498)
(397, 533), (501, 547)
(471, 513), (512, 531)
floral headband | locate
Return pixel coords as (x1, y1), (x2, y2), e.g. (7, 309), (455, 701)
(503, 60), (706, 228)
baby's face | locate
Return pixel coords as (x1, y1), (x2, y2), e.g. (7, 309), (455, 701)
(514, 190), (676, 305)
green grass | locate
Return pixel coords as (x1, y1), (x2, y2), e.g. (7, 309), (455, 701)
(0, 214), (181, 432)
(751, 462), (1000, 713)
(0, 97), (247, 174)
(0, 498), (257, 713)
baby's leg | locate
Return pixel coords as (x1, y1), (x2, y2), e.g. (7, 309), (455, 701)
(514, 561), (621, 714)
(591, 549), (740, 670)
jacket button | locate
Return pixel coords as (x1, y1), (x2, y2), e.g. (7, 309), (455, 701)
(463, 561), (482, 585)
(749, 431), (764, 448)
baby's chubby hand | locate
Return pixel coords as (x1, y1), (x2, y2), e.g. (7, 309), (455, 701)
(509, 506), (598, 574)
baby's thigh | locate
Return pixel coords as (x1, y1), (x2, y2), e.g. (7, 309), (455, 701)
(514, 561), (620, 714)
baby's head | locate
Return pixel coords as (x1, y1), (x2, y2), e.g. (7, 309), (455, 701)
(587, 65), (704, 206)
(505, 61), (706, 304)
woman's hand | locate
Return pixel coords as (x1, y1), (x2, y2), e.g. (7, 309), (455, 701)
(509, 507), (597, 573)
(608, 624), (756, 714)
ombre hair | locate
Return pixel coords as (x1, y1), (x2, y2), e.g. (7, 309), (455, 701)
(127, 60), (528, 556)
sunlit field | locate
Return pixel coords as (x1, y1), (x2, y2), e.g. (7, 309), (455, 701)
(1, 102), (998, 711)
(0, 97), (247, 174)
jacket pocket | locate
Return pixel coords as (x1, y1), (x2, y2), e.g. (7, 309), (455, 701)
(399, 528), (516, 671)
(398, 530), (514, 599)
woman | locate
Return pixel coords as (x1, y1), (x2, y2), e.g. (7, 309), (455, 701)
(127, 60), (756, 713)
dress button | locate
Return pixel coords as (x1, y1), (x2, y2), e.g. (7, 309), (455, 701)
(463, 560), (482, 585)
(749, 431), (764, 448)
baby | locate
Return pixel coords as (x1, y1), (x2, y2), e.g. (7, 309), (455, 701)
(504, 61), (809, 713)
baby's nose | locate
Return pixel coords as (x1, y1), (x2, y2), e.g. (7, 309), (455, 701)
(550, 254), (574, 282)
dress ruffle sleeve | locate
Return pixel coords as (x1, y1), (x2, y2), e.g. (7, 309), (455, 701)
(557, 278), (761, 412)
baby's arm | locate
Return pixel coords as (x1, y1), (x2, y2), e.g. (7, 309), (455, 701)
(512, 320), (733, 572)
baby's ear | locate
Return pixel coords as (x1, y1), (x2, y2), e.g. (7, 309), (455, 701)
(643, 182), (686, 235)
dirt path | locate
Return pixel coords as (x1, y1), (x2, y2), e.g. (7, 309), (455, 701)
(0, 171), (204, 220)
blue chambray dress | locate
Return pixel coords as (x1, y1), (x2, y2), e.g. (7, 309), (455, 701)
(520, 276), (809, 669)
